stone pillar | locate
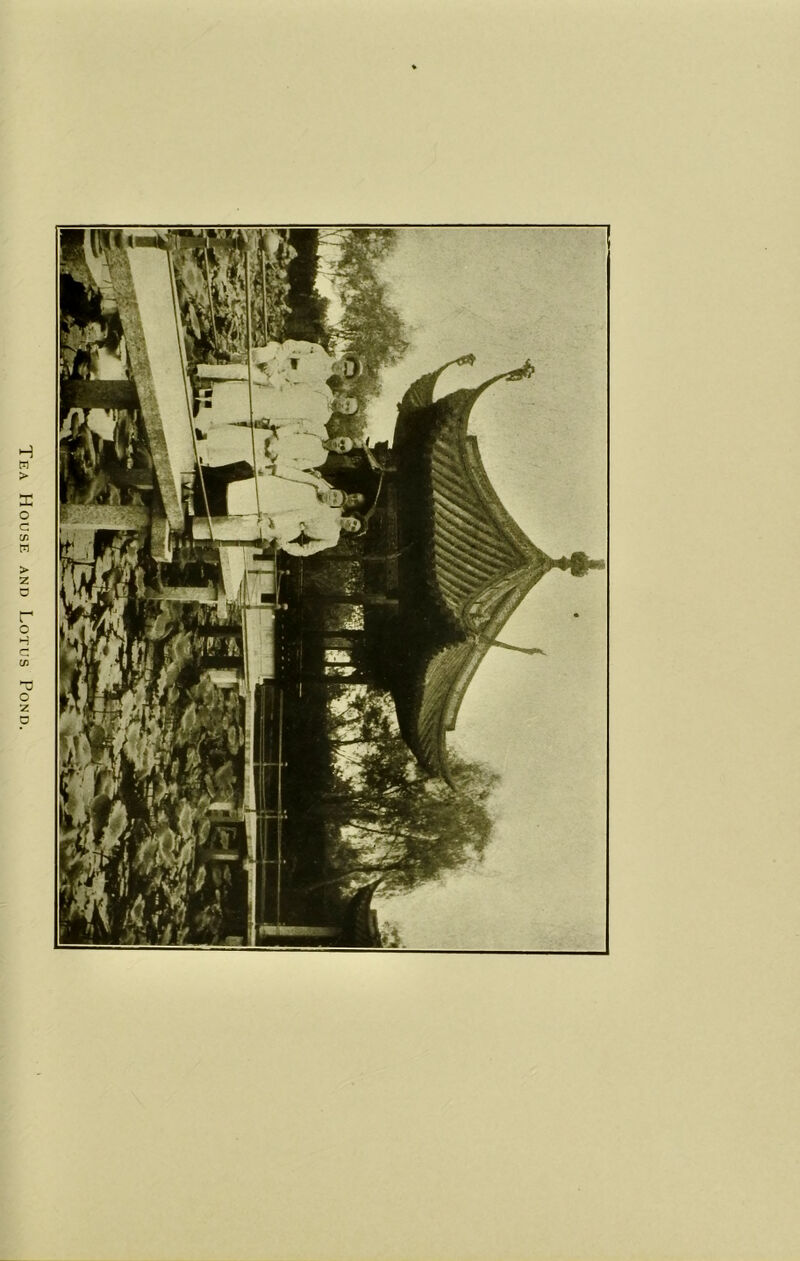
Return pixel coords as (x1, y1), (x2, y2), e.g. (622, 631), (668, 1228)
(60, 504), (150, 532)
(104, 246), (188, 530)
(91, 229), (168, 252)
(150, 512), (173, 563)
(192, 516), (266, 545)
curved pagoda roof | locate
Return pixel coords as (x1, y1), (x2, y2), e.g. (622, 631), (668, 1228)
(386, 355), (603, 786)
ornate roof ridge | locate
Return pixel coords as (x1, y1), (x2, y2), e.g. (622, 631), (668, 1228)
(405, 547), (605, 782)
(438, 570), (546, 782)
(418, 374), (545, 631)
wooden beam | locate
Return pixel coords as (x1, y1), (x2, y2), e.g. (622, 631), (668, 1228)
(256, 924), (341, 942)
(192, 517), (264, 545)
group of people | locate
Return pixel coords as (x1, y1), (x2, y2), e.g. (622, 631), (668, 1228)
(193, 340), (370, 557)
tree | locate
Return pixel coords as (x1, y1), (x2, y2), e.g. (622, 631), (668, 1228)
(309, 692), (500, 897)
(380, 920), (405, 949)
(317, 229), (413, 432)
(318, 227), (398, 275)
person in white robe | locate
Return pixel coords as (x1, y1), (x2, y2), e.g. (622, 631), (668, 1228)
(198, 426), (356, 473)
(195, 380), (358, 437)
(195, 343), (362, 389)
(275, 505), (364, 555)
(221, 470), (363, 554)
(268, 430), (354, 471)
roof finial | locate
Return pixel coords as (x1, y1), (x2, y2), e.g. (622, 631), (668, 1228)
(467, 359), (536, 409)
(554, 552), (606, 577)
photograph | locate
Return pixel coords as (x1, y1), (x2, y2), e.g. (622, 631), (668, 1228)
(57, 224), (608, 950)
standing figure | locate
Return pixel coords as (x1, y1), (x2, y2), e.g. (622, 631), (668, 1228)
(196, 380), (358, 438)
(280, 508), (365, 557)
(198, 428), (358, 475)
(201, 463), (364, 556)
(195, 343), (363, 389)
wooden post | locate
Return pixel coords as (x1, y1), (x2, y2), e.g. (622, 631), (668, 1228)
(260, 246), (269, 339)
(60, 503), (150, 532)
(61, 379), (139, 409)
(256, 924), (341, 943)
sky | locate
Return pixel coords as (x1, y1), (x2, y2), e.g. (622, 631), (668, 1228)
(321, 227), (608, 951)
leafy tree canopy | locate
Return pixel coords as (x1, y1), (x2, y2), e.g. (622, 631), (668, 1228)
(313, 691), (500, 898)
(379, 919), (405, 949)
(317, 229), (413, 431)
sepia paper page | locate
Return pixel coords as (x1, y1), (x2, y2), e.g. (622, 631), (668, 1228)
(1, 3), (798, 1259)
